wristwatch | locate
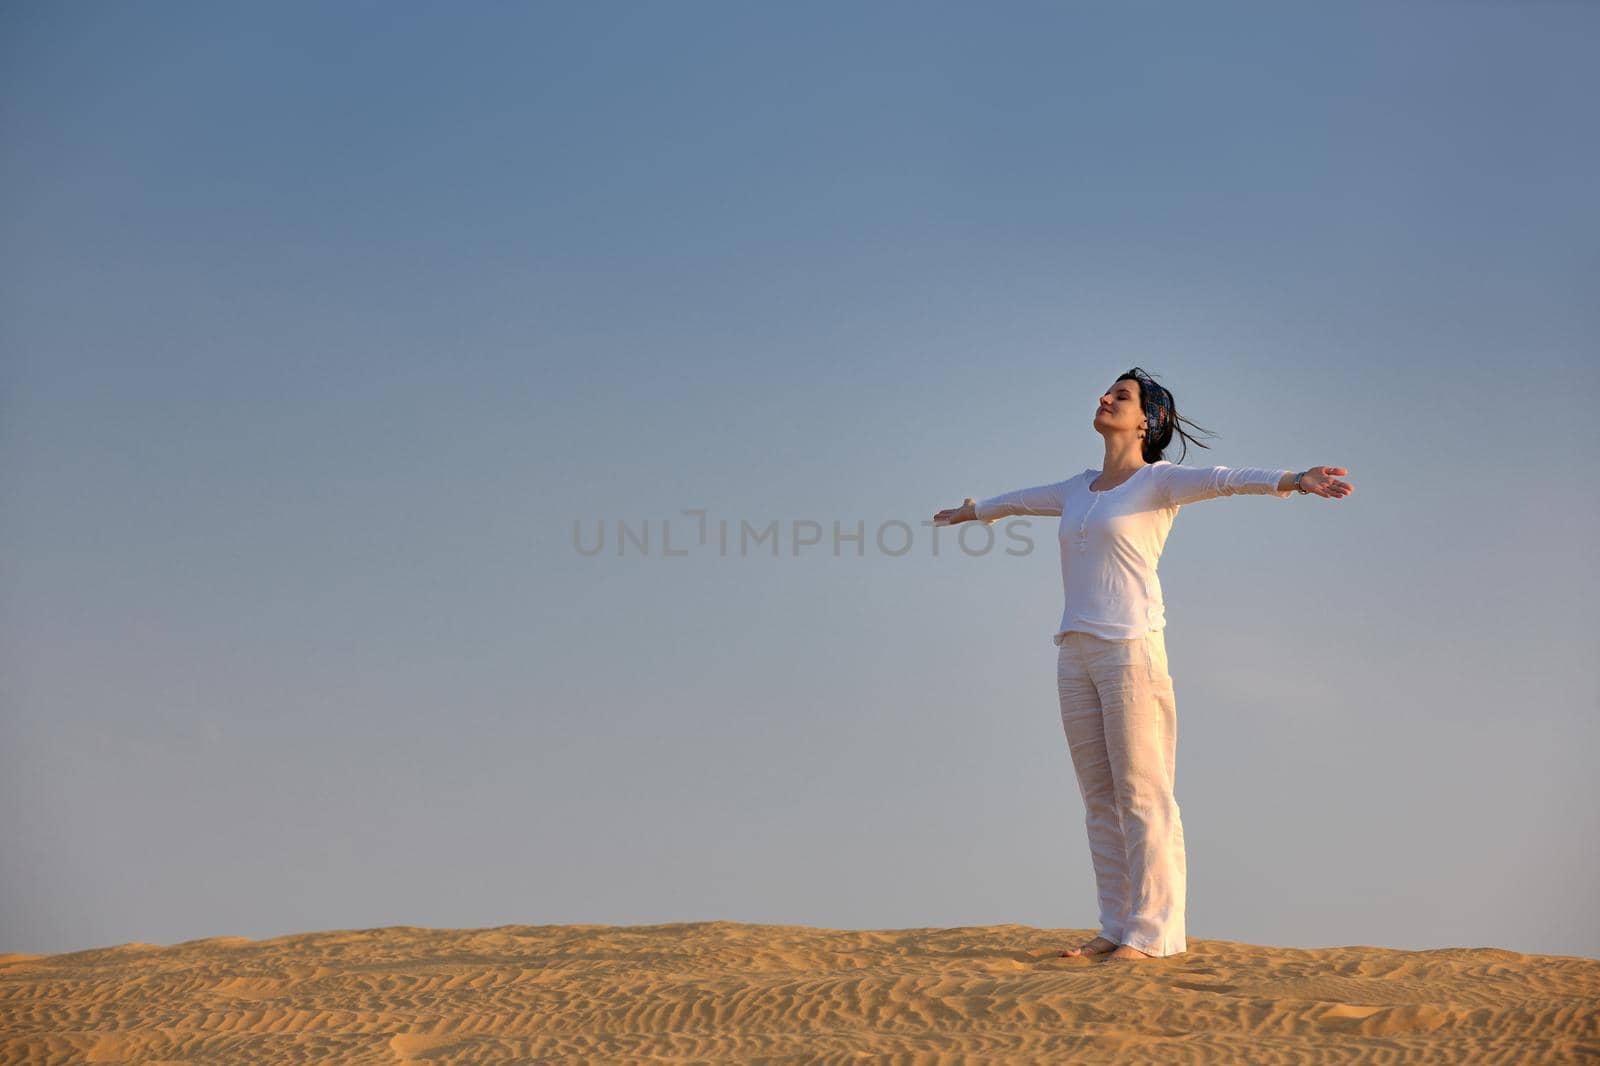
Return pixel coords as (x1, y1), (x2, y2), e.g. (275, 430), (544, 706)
(1294, 471), (1309, 494)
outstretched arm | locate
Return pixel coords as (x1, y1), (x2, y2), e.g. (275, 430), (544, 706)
(933, 479), (1068, 526)
(1156, 464), (1353, 506)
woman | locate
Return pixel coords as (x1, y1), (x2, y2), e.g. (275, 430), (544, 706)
(932, 368), (1352, 963)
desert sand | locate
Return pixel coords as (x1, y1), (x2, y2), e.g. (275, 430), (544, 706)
(2, 921), (1596, 1063)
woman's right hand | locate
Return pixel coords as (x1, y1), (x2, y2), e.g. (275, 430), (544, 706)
(932, 498), (977, 526)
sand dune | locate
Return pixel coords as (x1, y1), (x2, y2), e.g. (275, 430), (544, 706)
(2, 921), (1596, 1063)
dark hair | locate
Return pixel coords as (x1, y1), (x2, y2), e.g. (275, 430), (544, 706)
(1114, 367), (1216, 464)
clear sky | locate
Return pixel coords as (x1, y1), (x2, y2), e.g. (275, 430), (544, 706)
(3, 1), (1597, 960)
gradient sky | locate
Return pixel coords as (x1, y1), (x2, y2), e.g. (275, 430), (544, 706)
(3, 1), (1597, 960)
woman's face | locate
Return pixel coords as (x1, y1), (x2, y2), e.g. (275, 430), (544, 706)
(1093, 380), (1144, 436)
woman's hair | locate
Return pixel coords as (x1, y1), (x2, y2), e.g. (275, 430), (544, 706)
(1115, 367), (1216, 464)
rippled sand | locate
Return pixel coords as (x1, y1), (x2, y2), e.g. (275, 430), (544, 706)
(2, 921), (1596, 1063)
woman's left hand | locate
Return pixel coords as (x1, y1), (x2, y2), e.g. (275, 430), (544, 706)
(1300, 466), (1353, 498)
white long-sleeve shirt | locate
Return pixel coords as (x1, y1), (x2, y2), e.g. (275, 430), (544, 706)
(973, 461), (1294, 643)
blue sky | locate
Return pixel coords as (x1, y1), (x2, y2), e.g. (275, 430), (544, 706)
(3, 1), (1597, 959)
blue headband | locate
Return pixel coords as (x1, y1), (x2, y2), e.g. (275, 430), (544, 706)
(1137, 377), (1172, 439)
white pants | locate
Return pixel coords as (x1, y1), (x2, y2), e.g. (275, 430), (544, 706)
(1055, 628), (1187, 957)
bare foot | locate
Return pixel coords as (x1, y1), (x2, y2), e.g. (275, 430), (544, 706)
(1059, 936), (1118, 958)
(1105, 944), (1156, 962)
